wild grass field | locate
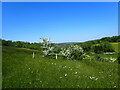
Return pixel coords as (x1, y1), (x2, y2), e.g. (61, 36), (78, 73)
(2, 46), (119, 88)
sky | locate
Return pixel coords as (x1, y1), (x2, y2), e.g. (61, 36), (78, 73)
(2, 2), (118, 43)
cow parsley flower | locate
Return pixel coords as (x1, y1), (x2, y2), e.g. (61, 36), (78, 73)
(110, 57), (116, 62)
(95, 78), (98, 80)
(75, 72), (78, 74)
(65, 74), (67, 77)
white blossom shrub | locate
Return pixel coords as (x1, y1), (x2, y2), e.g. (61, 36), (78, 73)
(40, 37), (54, 56)
(60, 45), (86, 60)
(109, 57), (116, 62)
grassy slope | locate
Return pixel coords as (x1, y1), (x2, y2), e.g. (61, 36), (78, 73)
(2, 46), (119, 88)
(111, 42), (120, 52)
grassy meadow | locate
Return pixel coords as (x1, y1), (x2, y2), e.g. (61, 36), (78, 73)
(2, 46), (119, 88)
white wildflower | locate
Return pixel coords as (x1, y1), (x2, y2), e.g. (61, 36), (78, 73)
(65, 74), (67, 77)
(95, 78), (98, 80)
(75, 72), (78, 74)
(90, 76), (92, 79)
(110, 57), (116, 62)
(89, 76), (95, 79)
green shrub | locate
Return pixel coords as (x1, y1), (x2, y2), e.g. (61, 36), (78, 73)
(117, 54), (120, 64)
(92, 42), (114, 54)
(94, 55), (104, 62)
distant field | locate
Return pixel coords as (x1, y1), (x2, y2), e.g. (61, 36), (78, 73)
(111, 42), (120, 52)
(2, 46), (119, 88)
(17, 47), (41, 53)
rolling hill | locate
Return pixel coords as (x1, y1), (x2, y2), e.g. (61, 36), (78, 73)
(2, 46), (119, 88)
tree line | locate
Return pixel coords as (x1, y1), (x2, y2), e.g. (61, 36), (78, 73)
(74, 35), (120, 53)
(1, 35), (120, 53)
(1, 39), (42, 51)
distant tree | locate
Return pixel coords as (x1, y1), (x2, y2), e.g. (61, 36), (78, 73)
(2, 40), (13, 46)
(100, 41), (114, 52)
(92, 44), (103, 54)
(100, 36), (120, 42)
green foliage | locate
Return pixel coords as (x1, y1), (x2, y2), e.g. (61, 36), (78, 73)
(71, 49), (83, 60)
(53, 48), (61, 53)
(80, 42), (92, 52)
(101, 35), (120, 42)
(2, 39), (42, 51)
(117, 54), (120, 64)
(100, 42), (114, 52)
(111, 42), (120, 52)
(2, 35), (120, 53)
(94, 54), (103, 62)
(75, 35), (120, 52)
(92, 42), (114, 54)
(92, 44), (103, 54)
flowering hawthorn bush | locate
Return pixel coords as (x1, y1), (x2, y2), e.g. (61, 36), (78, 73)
(60, 45), (86, 60)
(40, 37), (54, 56)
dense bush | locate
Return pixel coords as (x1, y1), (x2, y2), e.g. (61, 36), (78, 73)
(100, 42), (114, 52)
(80, 42), (92, 52)
(92, 45), (103, 54)
(92, 42), (114, 54)
(94, 55), (103, 62)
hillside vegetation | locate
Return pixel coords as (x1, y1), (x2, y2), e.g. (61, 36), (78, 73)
(1, 35), (120, 52)
(111, 42), (120, 52)
(2, 46), (119, 88)
(2, 36), (120, 88)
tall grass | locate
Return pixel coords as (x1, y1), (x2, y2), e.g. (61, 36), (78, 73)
(2, 46), (119, 88)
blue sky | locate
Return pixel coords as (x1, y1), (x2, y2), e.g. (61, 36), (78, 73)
(2, 2), (118, 43)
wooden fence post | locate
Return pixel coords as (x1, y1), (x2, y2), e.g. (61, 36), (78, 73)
(56, 54), (57, 59)
(33, 52), (35, 59)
